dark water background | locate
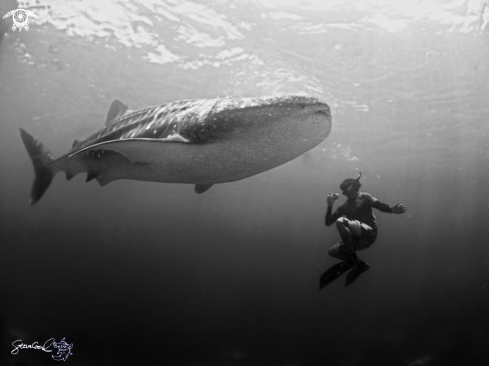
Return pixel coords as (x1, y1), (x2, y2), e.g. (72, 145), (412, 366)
(1, 1), (489, 365)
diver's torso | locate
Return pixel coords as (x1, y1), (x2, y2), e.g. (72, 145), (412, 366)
(339, 192), (377, 230)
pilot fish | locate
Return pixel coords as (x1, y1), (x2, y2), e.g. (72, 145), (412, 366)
(20, 95), (332, 205)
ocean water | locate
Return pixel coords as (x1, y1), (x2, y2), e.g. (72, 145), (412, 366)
(1, 0), (488, 365)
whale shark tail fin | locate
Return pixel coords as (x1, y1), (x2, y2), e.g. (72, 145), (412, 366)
(20, 128), (56, 205)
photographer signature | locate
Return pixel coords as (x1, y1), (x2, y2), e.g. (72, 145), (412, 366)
(12, 337), (73, 361)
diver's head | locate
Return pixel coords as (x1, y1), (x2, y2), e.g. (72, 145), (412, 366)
(340, 171), (362, 197)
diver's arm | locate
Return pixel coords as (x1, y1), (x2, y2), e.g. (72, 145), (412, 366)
(372, 200), (393, 213)
(325, 193), (341, 226)
(325, 205), (339, 226)
(325, 204), (342, 226)
(372, 200), (407, 214)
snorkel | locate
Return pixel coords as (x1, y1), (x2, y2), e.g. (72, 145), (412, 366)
(355, 171), (362, 184)
(340, 171), (362, 194)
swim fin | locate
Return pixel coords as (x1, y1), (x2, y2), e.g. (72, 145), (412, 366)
(345, 262), (371, 287)
(319, 261), (356, 290)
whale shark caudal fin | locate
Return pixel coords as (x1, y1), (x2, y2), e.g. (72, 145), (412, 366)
(19, 128), (56, 205)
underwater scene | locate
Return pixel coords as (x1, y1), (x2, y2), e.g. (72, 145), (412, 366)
(1, 0), (488, 365)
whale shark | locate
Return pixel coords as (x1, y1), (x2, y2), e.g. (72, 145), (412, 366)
(20, 95), (332, 205)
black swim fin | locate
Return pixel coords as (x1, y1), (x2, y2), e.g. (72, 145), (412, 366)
(319, 261), (356, 290)
(345, 262), (371, 287)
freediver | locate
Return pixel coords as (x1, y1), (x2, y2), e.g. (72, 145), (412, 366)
(319, 171), (407, 288)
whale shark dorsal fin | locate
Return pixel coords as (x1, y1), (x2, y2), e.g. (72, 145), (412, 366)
(106, 100), (130, 125)
(194, 184), (213, 194)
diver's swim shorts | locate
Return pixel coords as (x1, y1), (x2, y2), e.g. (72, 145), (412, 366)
(341, 218), (377, 250)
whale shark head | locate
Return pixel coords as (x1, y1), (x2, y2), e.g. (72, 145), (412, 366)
(185, 96), (331, 146)
(193, 96), (331, 179)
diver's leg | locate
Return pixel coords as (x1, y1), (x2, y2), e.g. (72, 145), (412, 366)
(328, 242), (350, 261)
(343, 222), (372, 286)
(335, 218), (355, 257)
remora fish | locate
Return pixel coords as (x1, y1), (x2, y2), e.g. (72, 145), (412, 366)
(20, 95), (332, 205)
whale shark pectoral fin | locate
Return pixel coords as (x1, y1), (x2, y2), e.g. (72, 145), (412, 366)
(68, 137), (189, 164)
(194, 184), (213, 194)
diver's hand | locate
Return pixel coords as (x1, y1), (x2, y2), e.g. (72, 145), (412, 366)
(391, 203), (407, 214)
(327, 193), (339, 206)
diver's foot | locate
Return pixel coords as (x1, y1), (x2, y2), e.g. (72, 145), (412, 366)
(345, 253), (358, 266)
(344, 260), (371, 287)
(355, 261), (370, 272)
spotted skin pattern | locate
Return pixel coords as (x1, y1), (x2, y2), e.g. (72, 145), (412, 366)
(69, 96), (322, 154)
